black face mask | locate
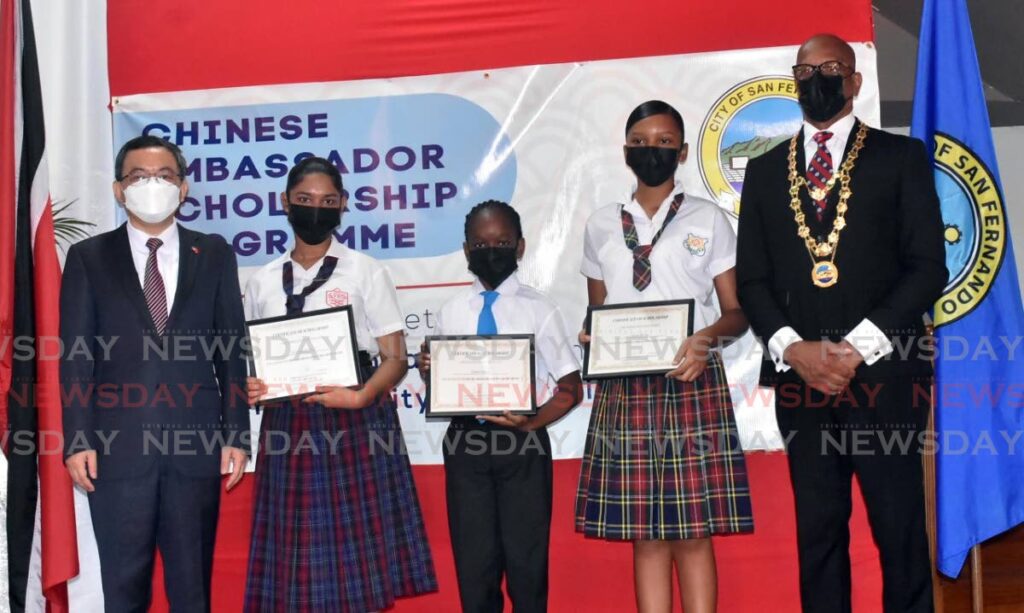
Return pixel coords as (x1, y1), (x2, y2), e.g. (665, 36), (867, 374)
(288, 203), (340, 245)
(625, 146), (679, 187)
(797, 72), (848, 123)
(467, 246), (518, 289)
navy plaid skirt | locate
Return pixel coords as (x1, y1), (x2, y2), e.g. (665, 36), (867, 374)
(575, 353), (754, 540)
(244, 397), (437, 612)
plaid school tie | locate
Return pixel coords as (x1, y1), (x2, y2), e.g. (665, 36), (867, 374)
(282, 256), (339, 315)
(621, 193), (684, 291)
(143, 238), (169, 334)
(807, 131), (834, 221)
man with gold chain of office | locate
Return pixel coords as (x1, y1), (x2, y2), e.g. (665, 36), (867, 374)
(736, 34), (947, 613)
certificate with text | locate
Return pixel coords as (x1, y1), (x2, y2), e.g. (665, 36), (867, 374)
(583, 300), (694, 379)
(247, 306), (362, 402)
(426, 335), (536, 417)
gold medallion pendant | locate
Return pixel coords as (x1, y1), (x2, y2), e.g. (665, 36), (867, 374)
(812, 261), (839, 288)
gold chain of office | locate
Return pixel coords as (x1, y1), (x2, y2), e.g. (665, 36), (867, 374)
(786, 123), (868, 287)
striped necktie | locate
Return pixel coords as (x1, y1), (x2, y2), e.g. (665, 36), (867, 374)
(807, 131), (834, 221)
(143, 238), (168, 335)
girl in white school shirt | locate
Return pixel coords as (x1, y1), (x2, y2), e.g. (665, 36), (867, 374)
(575, 101), (754, 613)
(242, 157), (436, 612)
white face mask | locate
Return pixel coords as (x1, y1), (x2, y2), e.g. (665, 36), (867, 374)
(123, 178), (181, 224)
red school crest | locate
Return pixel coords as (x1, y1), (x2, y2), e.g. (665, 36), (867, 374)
(325, 288), (349, 307)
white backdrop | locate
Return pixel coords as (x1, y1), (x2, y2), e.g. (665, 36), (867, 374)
(109, 44), (882, 464)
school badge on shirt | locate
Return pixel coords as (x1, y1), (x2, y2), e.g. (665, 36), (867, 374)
(325, 288), (350, 307)
(685, 233), (709, 256)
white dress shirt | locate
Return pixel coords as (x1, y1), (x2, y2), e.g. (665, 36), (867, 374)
(802, 112), (856, 172)
(767, 114), (893, 371)
(581, 182), (737, 334)
(243, 238), (404, 355)
(126, 221), (179, 313)
(435, 274), (580, 405)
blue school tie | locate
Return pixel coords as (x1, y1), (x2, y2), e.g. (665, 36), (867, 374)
(475, 291), (499, 424)
(477, 290), (499, 335)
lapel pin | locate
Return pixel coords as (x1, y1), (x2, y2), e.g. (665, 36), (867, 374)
(192, 246), (200, 254)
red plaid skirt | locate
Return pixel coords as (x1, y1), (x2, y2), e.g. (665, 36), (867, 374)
(575, 353), (754, 540)
(244, 398), (437, 612)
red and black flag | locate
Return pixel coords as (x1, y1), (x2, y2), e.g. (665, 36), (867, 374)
(2, 0), (79, 610)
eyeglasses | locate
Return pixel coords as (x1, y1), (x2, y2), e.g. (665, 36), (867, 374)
(120, 170), (182, 186)
(791, 61), (854, 81)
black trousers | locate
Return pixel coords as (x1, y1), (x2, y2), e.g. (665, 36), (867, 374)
(775, 378), (934, 613)
(443, 420), (553, 613)
(88, 454), (221, 613)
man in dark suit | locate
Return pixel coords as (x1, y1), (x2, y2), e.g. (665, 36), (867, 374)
(61, 135), (250, 612)
(737, 34), (947, 612)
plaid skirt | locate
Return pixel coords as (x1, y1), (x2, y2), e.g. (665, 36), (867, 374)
(575, 353), (754, 540)
(244, 397), (437, 612)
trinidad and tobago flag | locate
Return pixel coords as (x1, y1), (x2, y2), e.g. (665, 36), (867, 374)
(2, 0), (79, 610)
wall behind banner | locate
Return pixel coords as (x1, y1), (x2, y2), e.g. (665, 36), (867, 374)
(106, 0), (874, 96)
(111, 46), (882, 463)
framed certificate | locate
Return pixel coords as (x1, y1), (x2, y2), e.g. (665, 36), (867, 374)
(246, 306), (363, 402)
(583, 299), (695, 379)
(425, 335), (536, 417)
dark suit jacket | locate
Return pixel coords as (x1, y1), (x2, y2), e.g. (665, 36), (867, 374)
(60, 223), (249, 479)
(736, 120), (947, 386)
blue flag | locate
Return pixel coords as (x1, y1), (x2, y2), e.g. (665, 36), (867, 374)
(911, 0), (1024, 577)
